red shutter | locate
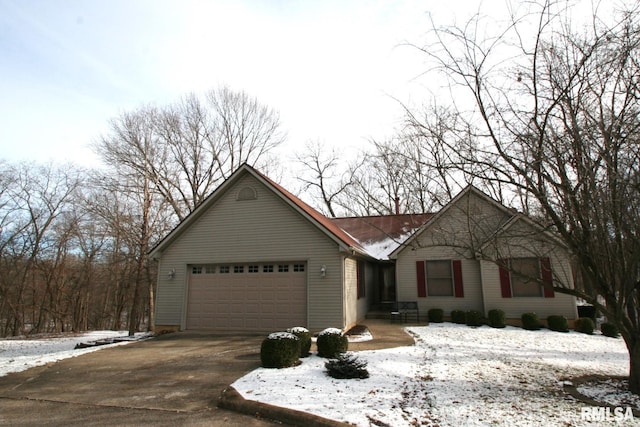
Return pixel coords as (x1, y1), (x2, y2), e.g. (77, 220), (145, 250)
(498, 259), (512, 298)
(452, 260), (464, 298)
(540, 257), (555, 298)
(416, 261), (426, 297)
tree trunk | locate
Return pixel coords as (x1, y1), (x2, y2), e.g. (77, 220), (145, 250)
(628, 337), (640, 395)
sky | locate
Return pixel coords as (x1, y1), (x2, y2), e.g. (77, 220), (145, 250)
(0, 0), (606, 170)
(0, 0), (443, 168)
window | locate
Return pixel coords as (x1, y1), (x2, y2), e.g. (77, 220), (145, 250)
(219, 266), (230, 274)
(233, 265), (244, 273)
(248, 265), (259, 273)
(263, 265), (274, 273)
(236, 186), (257, 201)
(278, 264), (289, 272)
(510, 258), (542, 297)
(426, 260), (453, 296)
(416, 260), (464, 298)
(205, 265), (216, 274)
(192, 266), (203, 275)
(293, 264), (305, 272)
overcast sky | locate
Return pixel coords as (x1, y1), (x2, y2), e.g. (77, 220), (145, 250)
(0, 0), (598, 169)
(0, 0), (459, 167)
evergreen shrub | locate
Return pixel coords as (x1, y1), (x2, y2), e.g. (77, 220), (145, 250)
(451, 310), (466, 324)
(317, 328), (348, 358)
(547, 315), (569, 332)
(521, 312), (541, 330)
(287, 326), (312, 357)
(260, 332), (300, 368)
(428, 308), (444, 323)
(600, 322), (620, 338)
(574, 317), (595, 335)
(487, 309), (506, 328)
(466, 310), (484, 327)
(325, 352), (369, 379)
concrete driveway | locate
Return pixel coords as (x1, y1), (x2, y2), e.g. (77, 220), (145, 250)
(0, 332), (280, 426)
(0, 320), (414, 426)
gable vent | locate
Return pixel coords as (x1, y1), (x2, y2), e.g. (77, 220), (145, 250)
(237, 186), (258, 201)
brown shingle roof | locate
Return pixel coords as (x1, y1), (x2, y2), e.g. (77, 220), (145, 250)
(331, 214), (433, 244)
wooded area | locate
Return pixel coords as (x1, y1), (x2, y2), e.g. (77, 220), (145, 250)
(0, 86), (284, 337)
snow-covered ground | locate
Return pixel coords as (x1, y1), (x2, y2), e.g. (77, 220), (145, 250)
(1, 325), (638, 426)
(0, 331), (148, 377)
(233, 324), (640, 426)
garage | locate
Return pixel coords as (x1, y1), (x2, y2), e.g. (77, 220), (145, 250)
(186, 262), (307, 331)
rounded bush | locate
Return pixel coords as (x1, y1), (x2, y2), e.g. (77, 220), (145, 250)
(451, 310), (466, 324)
(428, 308), (444, 323)
(466, 310), (484, 327)
(574, 317), (595, 335)
(260, 332), (300, 368)
(317, 328), (348, 358)
(547, 315), (569, 332)
(487, 309), (506, 328)
(287, 326), (312, 357)
(521, 312), (541, 330)
(600, 322), (620, 338)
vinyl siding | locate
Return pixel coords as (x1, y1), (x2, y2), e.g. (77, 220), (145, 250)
(395, 189), (576, 318)
(396, 246), (484, 314)
(155, 174), (345, 331)
(481, 221), (578, 319)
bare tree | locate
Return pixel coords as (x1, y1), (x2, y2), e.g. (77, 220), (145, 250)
(93, 85), (284, 333)
(294, 141), (360, 217)
(405, 0), (640, 392)
(0, 162), (83, 336)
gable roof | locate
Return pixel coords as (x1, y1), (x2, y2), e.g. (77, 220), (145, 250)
(251, 167), (366, 254)
(149, 164), (366, 259)
(150, 167), (556, 263)
(388, 185), (518, 259)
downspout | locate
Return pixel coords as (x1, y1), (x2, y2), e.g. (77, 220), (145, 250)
(342, 255), (347, 331)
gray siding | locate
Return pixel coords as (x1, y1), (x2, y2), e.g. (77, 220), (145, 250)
(396, 246), (484, 315)
(395, 189), (577, 319)
(481, 220), (578, 319)
(155, 174), (345, 331)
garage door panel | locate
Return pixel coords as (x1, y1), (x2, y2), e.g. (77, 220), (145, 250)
(186, 263), (307, 331)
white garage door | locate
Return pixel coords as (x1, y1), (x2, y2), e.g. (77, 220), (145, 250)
(186, 262), (307, 331)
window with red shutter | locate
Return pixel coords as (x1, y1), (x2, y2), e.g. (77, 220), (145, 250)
(452, 260), (464, 298)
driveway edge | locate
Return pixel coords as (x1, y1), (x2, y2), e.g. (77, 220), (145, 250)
(218, 386), (350, 426)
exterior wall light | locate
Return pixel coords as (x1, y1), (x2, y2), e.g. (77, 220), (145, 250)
(168, 269), (176, 280)
(320, 265), (326, 277)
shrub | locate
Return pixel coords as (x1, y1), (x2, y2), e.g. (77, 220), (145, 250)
(428, 308), (444, 323)
(324, 352), (369, 379)
(521, 312), (541, 331)
(465, 310), (484, 327)
(260, 332), (300, 368)
(287, 326), (312, 357)
(600, 322), (620, 338)
(574, 317), (595, 335)
(487, 309), (506, 328)
(317, 328), (348, 358)
(547, 315), (569, 332)
(451, 310), (466, 324)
